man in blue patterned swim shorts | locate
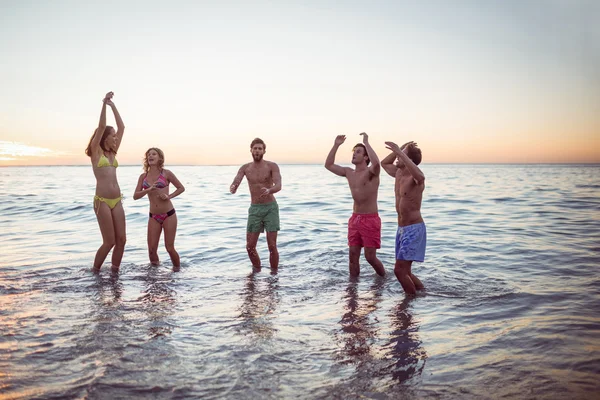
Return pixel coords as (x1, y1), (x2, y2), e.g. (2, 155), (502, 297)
(382, 141), (426, 295)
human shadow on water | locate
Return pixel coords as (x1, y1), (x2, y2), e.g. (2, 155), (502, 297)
(385, 296), (427, 385)
(138, 265), (178, 338)
(335, 276), (385, 365)
(237, 267), (280, 340)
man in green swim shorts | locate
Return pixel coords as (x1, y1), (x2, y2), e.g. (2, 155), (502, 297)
(230, 138), (282, 269)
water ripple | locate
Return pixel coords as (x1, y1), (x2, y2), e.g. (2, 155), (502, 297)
(0, 164), (599, 398)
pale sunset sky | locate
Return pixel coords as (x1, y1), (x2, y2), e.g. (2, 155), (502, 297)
(0, 0), (598, 166)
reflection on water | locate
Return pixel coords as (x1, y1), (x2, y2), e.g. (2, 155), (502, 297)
(336, 277), (385, 365)
(387, 297), (427, 384)
(2, 165), (599, 398)
(139, 266), (178, 338)
(85, 273), (128, 372)
(94, 272), (123, 305)
(333, 277), (427, 395)
(237, 268), (280, 340)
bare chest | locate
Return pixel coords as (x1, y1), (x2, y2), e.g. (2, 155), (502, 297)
(347, 170), (378, 189)
(246, 166), (272, 184)
(395, 175), (423, 198)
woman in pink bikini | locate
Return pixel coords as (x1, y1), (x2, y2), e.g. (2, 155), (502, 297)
(85, 91), (126, 273)
(133, 148), (185, 270)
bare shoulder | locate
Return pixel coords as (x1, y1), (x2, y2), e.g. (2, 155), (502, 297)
(240, 162), (251, 171)
(267, 160), (280, 170)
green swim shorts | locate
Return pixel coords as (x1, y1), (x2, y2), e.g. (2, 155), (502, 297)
(247, 201), (280, 233)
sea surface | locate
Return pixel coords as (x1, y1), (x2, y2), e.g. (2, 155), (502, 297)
(0, 164), (599, 399)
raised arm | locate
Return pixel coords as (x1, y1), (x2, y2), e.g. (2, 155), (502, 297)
(385, 141), (425, 184)
(360, 132), (380, 176)
(90, 97), (108, 153)
(165, 170), (185, 199)
(104, 93), (125, 151)
(381, 152), (399, 178)
(324, 135), (348, 177)
(230, 164), (247, 194)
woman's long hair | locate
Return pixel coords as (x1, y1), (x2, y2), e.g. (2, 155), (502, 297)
(143, 147), (165, 173)
(85, 126), (115, 157)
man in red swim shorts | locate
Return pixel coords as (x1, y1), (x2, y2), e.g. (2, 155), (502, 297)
(325, 132), (386, 277)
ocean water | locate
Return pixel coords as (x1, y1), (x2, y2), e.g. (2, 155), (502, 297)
(0, 164), (599, 399)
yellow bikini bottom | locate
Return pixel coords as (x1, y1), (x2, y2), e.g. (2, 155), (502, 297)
(94, 195), (123, 210)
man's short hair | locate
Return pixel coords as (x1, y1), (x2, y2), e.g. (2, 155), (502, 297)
(353, 143), (370, 166)
(406, 145), (422, 165)
(250, 138), (266, 150)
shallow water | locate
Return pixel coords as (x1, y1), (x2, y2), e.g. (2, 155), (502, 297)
(1, 164), (599, 399)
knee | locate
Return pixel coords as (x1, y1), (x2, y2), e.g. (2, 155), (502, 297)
(267, 243), (278, 254)
(103, 239), (116, 248)
(365, 253), (378, 265)
(246, 245), (257, 254)
(165, 243), (177, 254)
(394, 263), (410, 276)
(115, 236), (126, 248)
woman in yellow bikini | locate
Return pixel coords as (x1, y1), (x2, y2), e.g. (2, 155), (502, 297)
(85, 91), (126, 273)
(133, 148), (185, 270)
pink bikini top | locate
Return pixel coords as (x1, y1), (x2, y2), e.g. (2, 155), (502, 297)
(142, 171), (168, 189)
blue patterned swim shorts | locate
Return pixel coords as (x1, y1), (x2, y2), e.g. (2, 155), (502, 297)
(395, 222), (427, 262)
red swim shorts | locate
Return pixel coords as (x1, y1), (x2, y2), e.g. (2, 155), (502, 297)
(347, 213), (381, 249)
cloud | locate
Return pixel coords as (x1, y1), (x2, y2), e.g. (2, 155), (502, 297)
(0, 141), (65, 158)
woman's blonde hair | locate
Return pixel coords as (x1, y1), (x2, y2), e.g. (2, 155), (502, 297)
(143, 147), (165, 172)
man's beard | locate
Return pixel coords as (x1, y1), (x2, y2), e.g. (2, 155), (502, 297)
(253, 154), (263, 162)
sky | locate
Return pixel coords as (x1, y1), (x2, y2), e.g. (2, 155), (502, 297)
(0, 0), (599, 166)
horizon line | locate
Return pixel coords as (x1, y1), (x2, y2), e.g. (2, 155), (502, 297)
(2, 162), (600, 168)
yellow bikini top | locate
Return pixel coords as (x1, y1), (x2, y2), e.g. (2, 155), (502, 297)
(98, 154), (118, 168)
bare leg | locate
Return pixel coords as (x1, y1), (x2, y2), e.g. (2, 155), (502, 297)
(163, 214), (180, 268)
(364, 247), (385, 276)
(147, 217), (162, 265)
(110, 202), (126, 271)
(93, 201), (115, 271)
(266, 231), (279, 269)
(349, 246), (361, 277)
(410, 272), (424, 290)
(394, 260), (417, 295)
(246, 232), (261, 268)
